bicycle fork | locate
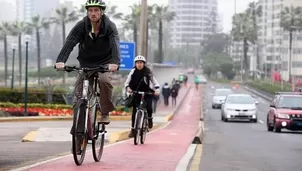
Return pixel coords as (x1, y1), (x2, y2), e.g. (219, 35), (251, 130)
(134, 109), (145, 130)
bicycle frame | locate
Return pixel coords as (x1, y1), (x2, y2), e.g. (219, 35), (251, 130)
(133, 91), (153, 130)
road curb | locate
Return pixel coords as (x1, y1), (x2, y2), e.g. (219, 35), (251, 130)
(0, 115), (131, 123)
(243, 86), (272, 101)
(108, 123), (163, 143)
(22, 131), (38, 142)
(192, 85), (204, 144)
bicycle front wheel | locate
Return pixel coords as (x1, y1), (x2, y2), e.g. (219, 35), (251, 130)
(92, 104), (105, 162)
(140, 118), (148, 144)
(134, 111), (142, 145)
(72, 102), (88, 166)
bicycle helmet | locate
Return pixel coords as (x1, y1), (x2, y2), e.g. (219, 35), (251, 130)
(85, 0), (106, 10)
(134, 55), (146, 63)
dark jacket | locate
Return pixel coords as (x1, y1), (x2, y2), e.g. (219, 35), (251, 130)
(56, 15), (120, 67)
(124, 67), (160, 92)
(171, 84), (179, 97)
(162, 85), (171, 97)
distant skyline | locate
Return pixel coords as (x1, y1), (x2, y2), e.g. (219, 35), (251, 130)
(1, 0), (255, 32)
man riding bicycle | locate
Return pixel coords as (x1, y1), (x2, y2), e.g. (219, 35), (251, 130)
(124, 56), (160, 137)
(55, 0), (120, 130)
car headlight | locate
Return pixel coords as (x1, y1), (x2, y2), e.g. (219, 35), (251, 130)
(277, 113), (290, 119)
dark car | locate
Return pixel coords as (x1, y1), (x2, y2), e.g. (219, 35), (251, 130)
(267, 92), (302, 133)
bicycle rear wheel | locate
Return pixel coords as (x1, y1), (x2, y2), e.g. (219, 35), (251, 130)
(72, 102), (88, 165)
(134, 111), (142, 145)
(140, 118), (148, 144)
(92, 104), (105, 162)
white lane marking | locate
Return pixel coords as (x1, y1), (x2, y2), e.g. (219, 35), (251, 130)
(12, 121), (172, 171)
(259, 120), (264, 124)
(175, 144), (197, 171)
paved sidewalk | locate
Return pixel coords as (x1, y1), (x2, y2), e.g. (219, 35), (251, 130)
(18, 86), (201, 171)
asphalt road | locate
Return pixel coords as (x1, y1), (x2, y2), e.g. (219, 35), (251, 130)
(0, 121), (71, 171)
(199, 81), (302, 171)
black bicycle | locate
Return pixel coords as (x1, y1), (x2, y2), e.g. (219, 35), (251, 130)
(56, 65), (110, 165)
(132, 91), (154, 145)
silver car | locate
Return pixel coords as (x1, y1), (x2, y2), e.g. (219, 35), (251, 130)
(212, 88), (233, 109)
(221, 94), (259, 122)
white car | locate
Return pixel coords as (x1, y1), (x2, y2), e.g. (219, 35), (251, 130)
(212, 88), (233, 109)
(221, 94), (259, 122)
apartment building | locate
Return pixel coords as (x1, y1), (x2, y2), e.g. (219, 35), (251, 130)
(168, 0), (218, 48)
(258, 0), (302, 81)
(16, 0), (60, 22)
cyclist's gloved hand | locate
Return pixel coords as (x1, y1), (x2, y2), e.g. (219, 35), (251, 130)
(55, 62), (65, 69)
(108, 64), (118, 72)
(154, 89), (160, 96)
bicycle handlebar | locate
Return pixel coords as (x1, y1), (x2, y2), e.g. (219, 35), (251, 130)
(132, 91), (154, 95)
(54, 65), (110, 73)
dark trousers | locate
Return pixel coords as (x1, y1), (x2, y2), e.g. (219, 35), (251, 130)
(132, 95), (153, 128)
(172, 97), (177, 106)
(164, 96), (169, 106)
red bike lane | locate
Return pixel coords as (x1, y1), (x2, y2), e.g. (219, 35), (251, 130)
(24, 86), (201, 171)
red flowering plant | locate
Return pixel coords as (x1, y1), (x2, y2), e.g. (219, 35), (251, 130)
(0, 102), (131, 117)
(0, 102), (72, 116)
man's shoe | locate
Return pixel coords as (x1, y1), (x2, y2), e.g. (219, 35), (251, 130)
(148, 118), (153, 129)
(100, 113), (110, 125)
(128, 129), (135, 138)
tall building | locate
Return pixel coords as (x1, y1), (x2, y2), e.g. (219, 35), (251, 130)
(16, 0), (60, 22)
(258, 0), (302, 81)
(0, 0), (16, 22)
(168, 0), (218, 48)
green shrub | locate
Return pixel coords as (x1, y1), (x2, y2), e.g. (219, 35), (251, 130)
(246, 81), (291, 94)
(0, 102), (72, 109)
(0, 87), (67, 104)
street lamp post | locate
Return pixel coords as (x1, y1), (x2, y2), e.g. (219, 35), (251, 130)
(24, 35), (31, 116)
(10, 44), (16, 90)
(139, 0), (148, 57)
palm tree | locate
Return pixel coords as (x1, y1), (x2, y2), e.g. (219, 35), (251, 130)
(11, 21), (31, 86)
(51, 6), (78, 44)
(0, 22), (11, 86)
(153, 5), (175, 63)
(122, 4), (140, 55)
(246, 2), (262, 73)
(27, 15), (50, 85)
(50, 6), (78, 85)
(231, 12), (256, 81)
(280, 6), (302, 82)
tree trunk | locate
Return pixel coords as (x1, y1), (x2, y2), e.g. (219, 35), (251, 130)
(18, 34), (22, 86)
(243, 38), (249, 81)
(62, 21), (66, 85)
(36, 29), (41, 86)
(158, 19), (163, 63)
(4, 35), (7, 87)
(133, 23), (138, 55)
(289, 31), (293, 83)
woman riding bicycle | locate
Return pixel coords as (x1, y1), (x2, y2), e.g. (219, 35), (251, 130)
(124, 55), (160, 137)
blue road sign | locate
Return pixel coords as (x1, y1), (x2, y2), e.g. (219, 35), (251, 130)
(119, 42), (135, 70)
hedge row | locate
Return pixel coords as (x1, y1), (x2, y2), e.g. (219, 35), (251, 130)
(246, 81), (292, 94)
(0, 102), (72, 109)
(0, 87), (67, 104)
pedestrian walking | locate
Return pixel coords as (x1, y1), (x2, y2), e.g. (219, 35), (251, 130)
(161, 82), (171, 106)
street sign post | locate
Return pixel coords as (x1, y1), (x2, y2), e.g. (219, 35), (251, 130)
(119, 42), (136, 70)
